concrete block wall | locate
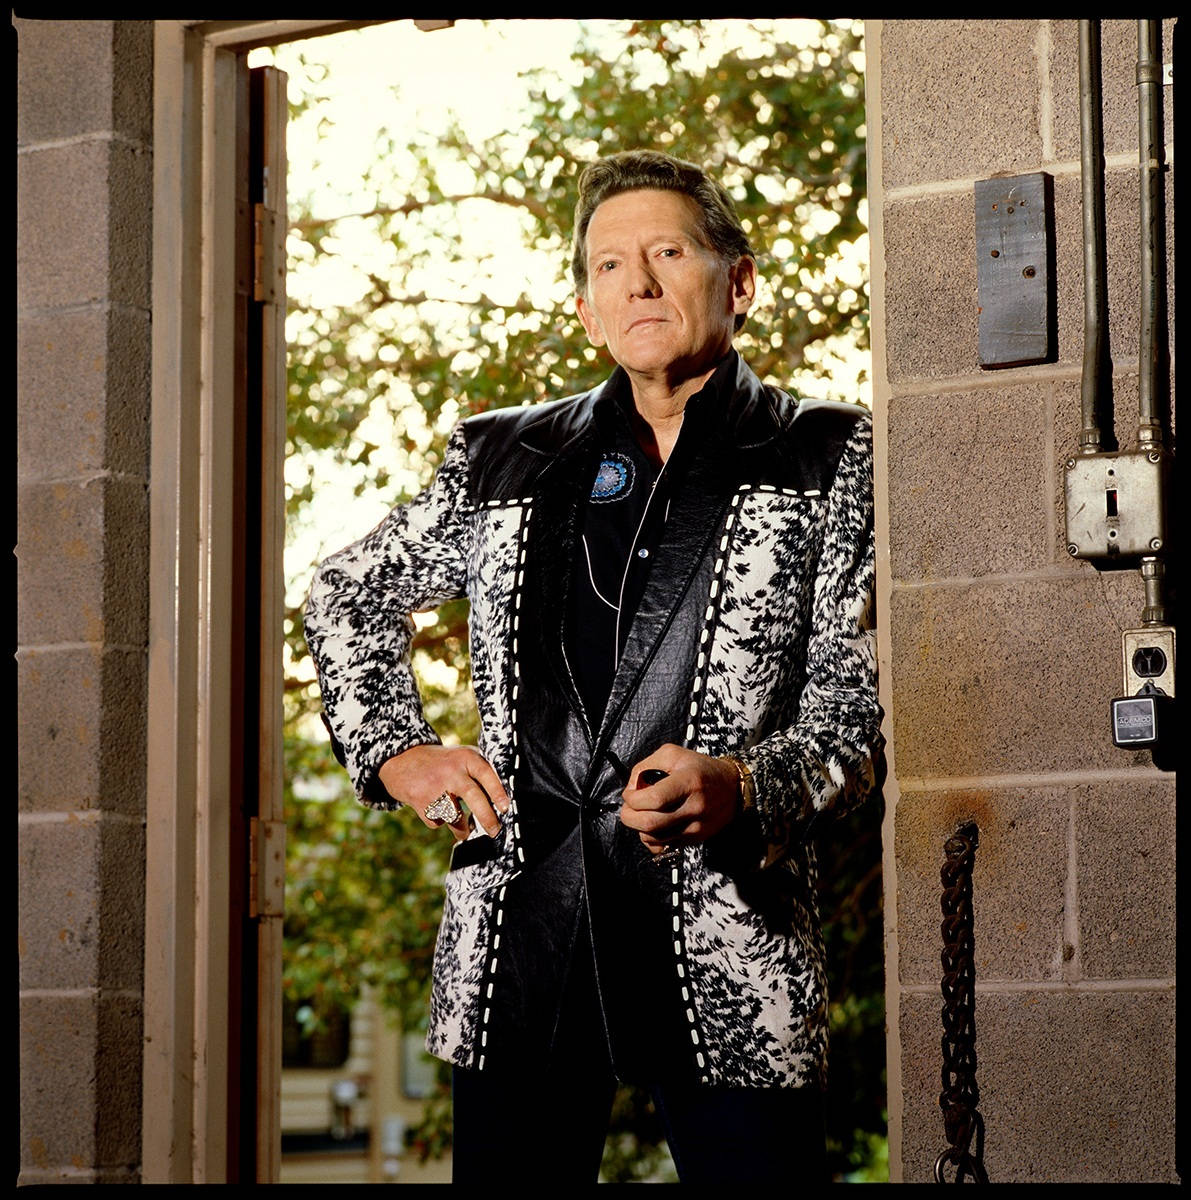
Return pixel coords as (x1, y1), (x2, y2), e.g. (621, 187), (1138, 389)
(868, 20), (1177, 1183)
(16, 19), (154, 1184)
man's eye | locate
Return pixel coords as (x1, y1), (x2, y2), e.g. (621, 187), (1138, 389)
(597, 260), (617, 272)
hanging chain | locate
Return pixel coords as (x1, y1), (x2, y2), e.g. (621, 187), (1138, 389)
(934, 822), (989, 1184)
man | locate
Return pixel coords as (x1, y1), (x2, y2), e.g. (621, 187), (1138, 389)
(304, 149), (884, 1183)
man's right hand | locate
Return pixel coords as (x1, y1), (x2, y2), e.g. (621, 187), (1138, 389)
(377, 744), (509, 842)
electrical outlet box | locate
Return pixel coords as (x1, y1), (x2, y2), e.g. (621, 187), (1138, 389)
(1122, 626), (1175, 698)
(1064, 449), (1170, 561)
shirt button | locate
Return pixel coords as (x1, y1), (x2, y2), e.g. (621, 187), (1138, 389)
(638, 548), (650, 558)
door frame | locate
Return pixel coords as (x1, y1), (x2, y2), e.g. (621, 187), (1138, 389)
(142, 18), (388, 1184)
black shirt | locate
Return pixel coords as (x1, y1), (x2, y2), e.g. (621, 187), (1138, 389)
(565, 354), (732, 728)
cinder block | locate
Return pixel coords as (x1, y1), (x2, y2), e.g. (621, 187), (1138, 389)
(1048, 19), (1178, 164)
(15, 19), (152, 146)
(1050, 167), (1174, 379)
(879, 21), (1045, 193)
(18, 646), (147, 816)
(19, 990), (143, 1176)
(888, 383), (1050, 581)
(880, 176), (1115, 385)
(20, 647), (102, 812)
(18, 812), (144, 990)
(15, 19), (115, 145)
(17, 139), (151, 312)
(1075, 777), (1176, 979)
(18, 141), (112, 309)
(19, 308), (111, 477)
(19, 816), (103, 989)
(105, 140), (154, 310)
(882, 157), (1172, 391)
(110, 22), (155, 144)
(18, 305), (151, 481)
(16, 476), (149, 647)
(888, 576), (1153, 779)
(895, 786), (1068, 986)
(882, 193), (976, 383)
(898, 988), (1176, 1182)
(1053, 372), (1150, 475)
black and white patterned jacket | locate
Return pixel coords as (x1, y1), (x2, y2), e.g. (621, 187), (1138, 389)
(304, 351), (884, 1091)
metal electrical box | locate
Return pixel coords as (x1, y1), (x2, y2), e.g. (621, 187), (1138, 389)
(1064, 449), (1170, 561)
(975, 172), (1054, 368)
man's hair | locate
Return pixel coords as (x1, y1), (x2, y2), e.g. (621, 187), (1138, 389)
(570, 150), (756, 315)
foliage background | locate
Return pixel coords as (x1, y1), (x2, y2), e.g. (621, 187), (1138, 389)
(269, 18), (885, 1183)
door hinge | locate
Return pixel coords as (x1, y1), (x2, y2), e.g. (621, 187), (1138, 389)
(253, 202), (283, 304)
(250, 817), (286, 919)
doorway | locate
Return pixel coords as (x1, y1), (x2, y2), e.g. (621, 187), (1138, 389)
(147, 17), (881, 1184)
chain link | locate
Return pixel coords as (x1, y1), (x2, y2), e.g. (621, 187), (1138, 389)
(934, 823), (989, 1184)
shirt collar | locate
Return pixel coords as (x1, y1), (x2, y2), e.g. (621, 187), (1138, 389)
(593, 348), (742, 441)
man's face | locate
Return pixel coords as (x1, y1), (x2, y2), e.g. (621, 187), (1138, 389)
(575, 189), (755, 386)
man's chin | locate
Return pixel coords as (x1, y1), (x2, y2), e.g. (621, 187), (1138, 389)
(616, 347), (727, 390)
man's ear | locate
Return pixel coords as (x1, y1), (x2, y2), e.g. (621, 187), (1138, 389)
(730, 256), (758, 318)
(575, 293), (607, 348)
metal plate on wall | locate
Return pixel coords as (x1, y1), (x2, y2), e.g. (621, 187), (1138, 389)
(1063, 448), (1170, 560)
(975, 172), (1054, 368)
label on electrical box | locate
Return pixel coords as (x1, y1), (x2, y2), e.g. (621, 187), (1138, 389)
(1111, 696), (1161, 747)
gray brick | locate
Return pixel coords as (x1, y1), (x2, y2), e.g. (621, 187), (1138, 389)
(889, 576), (1153, 779)
(1048, 19), (1178, 164)
(882, 192), (976, 383)
(17, 476), (149, 647)
(881, 163), (1172, 391)
(18, 646), (146, 816)
(18, 305), (151, 481)
(18, 813), (144, 991)
(899, 988), (1176, 1182)
(1050, 168), (1175, 386)
(895, 786), (1068, 986)
(1075, 777), (1176, 979)
(19, 990), (143, 1176)
(110, 22), (155, 145)
(880, 21), (1044, 192)
(17, 139), (151, 312)
(888, 383), (1051, 581)
(15, 19), (115, 145)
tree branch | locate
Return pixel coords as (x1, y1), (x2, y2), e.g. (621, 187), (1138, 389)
(292, 189), (549, 233)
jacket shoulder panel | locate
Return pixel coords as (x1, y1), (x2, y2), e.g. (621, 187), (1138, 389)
(460, 390), (600, 505)
(774, 397), (870, 496)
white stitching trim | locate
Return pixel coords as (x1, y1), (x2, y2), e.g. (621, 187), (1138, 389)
(474, 505), (531, 1066)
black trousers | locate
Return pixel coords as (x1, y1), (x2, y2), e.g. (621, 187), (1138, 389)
(451, 917), (827, 1185)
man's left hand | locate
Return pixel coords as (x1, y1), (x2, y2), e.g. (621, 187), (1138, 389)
(620, 744), (742, 855)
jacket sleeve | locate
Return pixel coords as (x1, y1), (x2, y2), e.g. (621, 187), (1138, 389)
(739, 412), (886, 852)
(303, 423), (472, 808)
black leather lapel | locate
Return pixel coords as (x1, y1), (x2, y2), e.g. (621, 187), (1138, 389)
(520, 422), (600, 742)
(593, 434), (741, 753)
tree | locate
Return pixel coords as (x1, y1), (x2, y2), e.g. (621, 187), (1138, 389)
(276, 18), (881, 1181)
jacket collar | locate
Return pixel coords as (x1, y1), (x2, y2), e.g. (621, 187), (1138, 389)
(516, 349), (787, 464)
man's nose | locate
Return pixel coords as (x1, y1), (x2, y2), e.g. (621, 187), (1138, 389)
(625, 258), (661, 298)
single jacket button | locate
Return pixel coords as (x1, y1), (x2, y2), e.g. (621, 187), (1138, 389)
(638, 548), (650, 558)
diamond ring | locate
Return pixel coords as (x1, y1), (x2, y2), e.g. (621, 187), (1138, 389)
(426, 791), (463, 824)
